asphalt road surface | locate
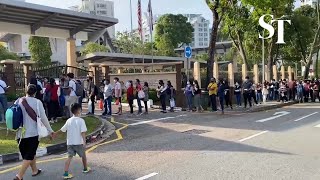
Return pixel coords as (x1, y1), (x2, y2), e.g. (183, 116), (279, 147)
(1, 103), (320, 180)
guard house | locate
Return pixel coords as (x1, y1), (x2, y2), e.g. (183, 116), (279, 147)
(0, 0), (118, 67)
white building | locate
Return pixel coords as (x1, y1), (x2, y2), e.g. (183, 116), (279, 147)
(301, 0), (318, 6)
(70, 0), (115, 39)
(137, 14), (210, 48)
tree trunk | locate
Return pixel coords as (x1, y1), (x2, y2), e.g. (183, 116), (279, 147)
(267, 39), (275, 81)
(304, 26), (320, 79)
(316, 49), (319, 78)
(236, 31), (249, 71)
(207, 10), (219, 84)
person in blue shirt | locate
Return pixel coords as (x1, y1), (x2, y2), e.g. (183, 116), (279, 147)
(184, 80), (194, 112)
(217, 80), (226, 114)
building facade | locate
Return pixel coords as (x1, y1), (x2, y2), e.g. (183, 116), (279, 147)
(301, 0), (317, 6)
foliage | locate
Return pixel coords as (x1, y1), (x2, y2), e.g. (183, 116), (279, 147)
(155, 14), (193, 56)
(0, 44), (19, 60)
(28, 36), (52, 66)
(113, 31), (157, 55)
(80, 42), (109, 56)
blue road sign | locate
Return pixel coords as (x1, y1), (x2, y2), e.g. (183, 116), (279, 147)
(184, 46), (192, 58)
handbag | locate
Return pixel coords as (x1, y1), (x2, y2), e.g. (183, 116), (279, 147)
(36, 101), (49, 138)
(138, 90), (145, 99)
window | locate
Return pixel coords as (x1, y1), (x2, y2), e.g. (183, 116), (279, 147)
(192, 38), (195, 41)
(199, 38), (203, 41)
(97, 4), (106, 8)
(204, 38), (208, 41)
(98, 11), (107, 15)
(199, 33), (203, 37)
(204, 33), (208, 37)
(199, 42), (203, 46)
(199, 24), (203, 27)
(204, 23), (207, 27)
(199, 28), (203, 32)
(204, 42), (208, 46)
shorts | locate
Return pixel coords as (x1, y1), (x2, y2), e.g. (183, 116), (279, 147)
(67, 145), (85, 158)
(17, 136), (39, 161)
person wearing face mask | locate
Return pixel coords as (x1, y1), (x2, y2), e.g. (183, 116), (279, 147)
(234, 82), (242, 107)
(157, 80), (167, 113)
(217, 79), (226, 114)
(184, 80), (194, 112)
(114, 77), (122, 115)
(242, 76), (253, 109)
(193, 80), (202, 112)
(207, 78), (218, 112)
(102, 79), (113, 116)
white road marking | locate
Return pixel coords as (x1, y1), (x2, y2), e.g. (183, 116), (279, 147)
(135, 172), (158, 180)
(256, 111), (290, 122)
(129, 114), (187, 126)
(294, 112), (319, 122)
(314, 124), (320, 128)
(239, 131), (269, 142)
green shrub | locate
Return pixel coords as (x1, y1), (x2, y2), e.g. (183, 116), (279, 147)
(6, 93), (19, 102)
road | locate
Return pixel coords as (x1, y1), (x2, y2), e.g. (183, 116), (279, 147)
(1, 103), (320, 179)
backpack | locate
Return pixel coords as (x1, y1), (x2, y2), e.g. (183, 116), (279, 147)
(73, 80), (84, 97)
(5, 99), (23, 131)
(43, 90), (51, 103)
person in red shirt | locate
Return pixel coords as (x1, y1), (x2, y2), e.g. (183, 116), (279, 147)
(45, 78), (60, 123)
(126, 81), (134, 114)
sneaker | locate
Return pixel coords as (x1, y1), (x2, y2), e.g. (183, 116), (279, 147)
(83, 167), (91, 173)
(63, 173), (74, 179)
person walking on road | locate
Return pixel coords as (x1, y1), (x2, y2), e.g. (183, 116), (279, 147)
(184, 80), (194, 112)
(234, 82), (242, 107)
(242, 76), (253, 109)
(114, 77), (123, 115)
(66, 73), (79, 117)
(167, 81), (175, 112)
(157, 80), (167, 113)
(193, 80), (202, 112)
(143, 82), (149, 114)
(127, 81), (134, 114)
(14, 85), (54, 180)
(54, 103), (91, 179)
(223, 80), (232, 109)
(135, 79), (143, 115)
(297, 81), (304, 103)
(45, 78), (60, 123)
(207, 78), (218, 112)
(102, 79), (113, 116)
(217, 80), (226, 114)
(0, 77), (8, 123)
(86, 76), (96, 115)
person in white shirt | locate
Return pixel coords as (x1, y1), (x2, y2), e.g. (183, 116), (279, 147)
(0, 77), (8, 122)
(65, 73), (79, 117)
(114, 77), (122, 115)
(54, 103), (90, 179)
(102, 79), (113, 116)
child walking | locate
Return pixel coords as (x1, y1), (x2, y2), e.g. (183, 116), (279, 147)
(55, 103), (90, 179)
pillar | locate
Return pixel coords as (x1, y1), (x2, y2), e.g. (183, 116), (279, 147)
(175, 63), (183, 107)
(0, 60), (18, 95)
(228, 63), (234, 87)
(281, 66), (285, 80)
(292, 68), (297, 80)
(273, 65), (278, 81)
(288, 66), (292, 81)
(253, 64), (259, 84)
(213, 62), (219, 80)
(89, 63), (100, 85)
(67, 38), (77, 74)
(100, 64), (110, 81)
(194, 62), (201, 88)
(242, 64), (247, 81)
(20, 61), (36, 90)
(265, 65), (270, 82)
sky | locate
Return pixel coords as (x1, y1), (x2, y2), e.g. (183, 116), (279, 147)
(26, 0), (301, 32)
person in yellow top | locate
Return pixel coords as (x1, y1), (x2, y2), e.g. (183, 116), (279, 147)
(207, 78), (218, 111)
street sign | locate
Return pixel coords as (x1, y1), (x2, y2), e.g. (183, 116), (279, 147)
(184, 46), (192, 58)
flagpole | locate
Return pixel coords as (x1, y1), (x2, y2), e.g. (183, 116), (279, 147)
(130, 0), (135, 66)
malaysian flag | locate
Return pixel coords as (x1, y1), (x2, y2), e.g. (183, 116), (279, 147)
(147, 0), (153, 31)
(138, 0), (143, 40)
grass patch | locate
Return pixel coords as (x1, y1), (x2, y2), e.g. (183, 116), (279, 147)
(0, 116), (101, 155)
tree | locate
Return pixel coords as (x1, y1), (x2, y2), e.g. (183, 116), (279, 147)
(205, 0), (229, 84)
(28, 36), (52, 65)
(242, 0), (295, 80)
(80, 42), (109, 56)
(113, 31), (156, 55)
(155, 14), (193, 56)
(221, 0), (252, 70)
(0, 44), (18, 60)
